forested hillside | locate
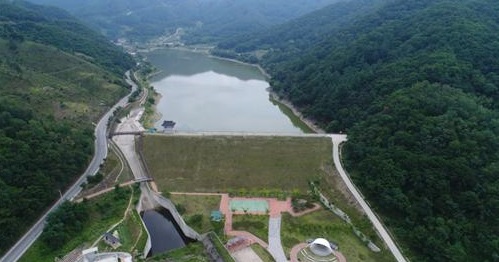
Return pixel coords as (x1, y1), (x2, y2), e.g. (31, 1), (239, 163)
(219, 0), (499, 261)
(27, 0), (340, 42)
(0, 0), (134, 255)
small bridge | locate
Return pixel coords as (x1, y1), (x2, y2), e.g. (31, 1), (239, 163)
(134, 177), (153, 183)
(108, 131), (144, 137)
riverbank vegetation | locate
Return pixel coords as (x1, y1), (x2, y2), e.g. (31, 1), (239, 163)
(0, 1), (134, 255)
(135, 62), (162, 129)
(216, 0), (499, 260)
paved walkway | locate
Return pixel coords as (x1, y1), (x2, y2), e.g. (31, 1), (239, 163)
(232, 247), (264, 262)
(219, 195), (320, 262)
(268, 217), (287, 262)
(227, 231), (268, 248)
(172, 192), (326, 261)
(288, 203), (321, 217)
(290, 243), (308, 262)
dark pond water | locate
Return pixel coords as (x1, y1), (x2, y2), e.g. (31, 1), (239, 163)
(141, 208), (192, 256)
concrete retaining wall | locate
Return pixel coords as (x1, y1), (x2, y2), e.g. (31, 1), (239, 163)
(135, 198), (152, 258)
(151, 192), (201, 240)
(136, 188), (201, 259)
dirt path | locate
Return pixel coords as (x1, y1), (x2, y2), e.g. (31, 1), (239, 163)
(91, 185), (135, 247)
(74, 180), (136, 203)
(288, 203), (322, 217)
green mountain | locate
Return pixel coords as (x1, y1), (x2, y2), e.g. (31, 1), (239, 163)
(219, 0), (499, 261)
(0, 0), (134, 255)
(27, 0), (341, 42)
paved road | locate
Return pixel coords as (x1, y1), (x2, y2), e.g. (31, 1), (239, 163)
(268, 217), (287, 262)
(330, 134), (407, 262)
(112, 108), (147, 180)
(0, 71), (137, 262)
(151, 131), (329, 138)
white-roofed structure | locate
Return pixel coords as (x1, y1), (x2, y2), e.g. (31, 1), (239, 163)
(77, 247), (133, 262)
(309, 238), (334, 257)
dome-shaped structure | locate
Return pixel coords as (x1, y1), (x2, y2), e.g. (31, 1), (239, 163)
(309, 238), (334, 257)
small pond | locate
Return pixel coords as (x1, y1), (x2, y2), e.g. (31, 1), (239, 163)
(141, 208), (194, 256)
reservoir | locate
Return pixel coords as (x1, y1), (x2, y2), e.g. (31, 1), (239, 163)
(145, 49), (309, 133)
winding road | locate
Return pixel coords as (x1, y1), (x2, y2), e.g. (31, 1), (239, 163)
(330, 135), (407, 262)
(0, 71), (137, 262)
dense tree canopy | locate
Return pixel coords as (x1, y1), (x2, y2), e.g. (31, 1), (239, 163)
(0, 1), (133, 255)
(41, 201), (89, 250)
(0, 1), (134, 74)
(218, 0), (499, 260)
(27, 0), (341, 42)
(0, 98), (93, 253)
(346, 82), (499, 261)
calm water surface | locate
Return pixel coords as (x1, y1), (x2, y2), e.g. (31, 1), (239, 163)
(142, 209), (187, 256)
(146, 49), (307, 133)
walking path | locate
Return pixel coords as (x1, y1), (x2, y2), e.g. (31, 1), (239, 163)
(218, 195), (315, 262)
(227, 231), (268, 248)
(171, 192), (344, 262)
(232, 247), (264, 262)
(290, 243), (308, 262)
(330, 135), (407, 262)
(90, 185), (135, 247)
(74, 180), (136, 202)
(268, 217), (287, 262)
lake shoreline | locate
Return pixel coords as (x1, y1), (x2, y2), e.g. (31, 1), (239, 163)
(268, 91), (326, 134)
(140, 46), (272, 80)
(141, 47), (324, 134)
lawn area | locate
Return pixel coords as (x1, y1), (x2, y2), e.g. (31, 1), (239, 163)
(232, 215), (269, 242)
(142, 135), (333, 194)
(20, 186), (143, 262)
(281, 211), (395, 262)
(169, 194), (222, 234)
(97, 186), (147, 255)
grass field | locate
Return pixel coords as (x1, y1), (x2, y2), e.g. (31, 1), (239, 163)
(169, 194), (221, 234)
(142, 135), (333, 194)
(232, 215), (269, 242)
